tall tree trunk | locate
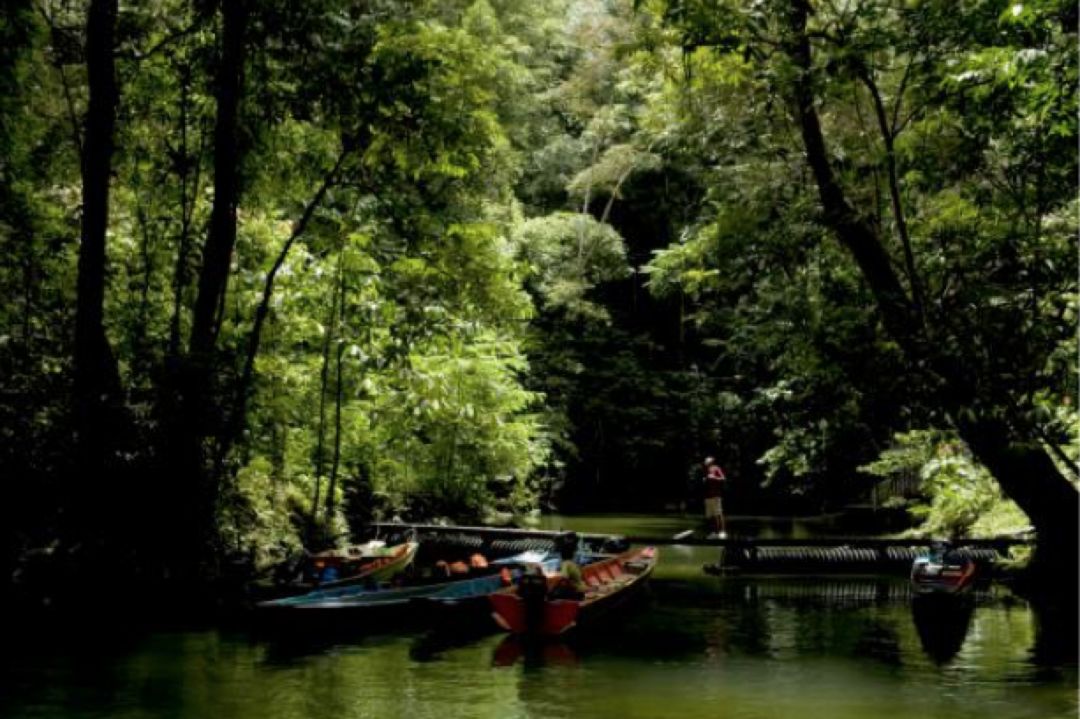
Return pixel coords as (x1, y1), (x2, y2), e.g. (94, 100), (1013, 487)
(190, 0), (247, 362)
(167, 0), (247, 574)
(72, 0), (124, 538)
(168, 64), (199, 362)
(312, 246), (345, 526)
(133, 188), (154, 370)
(783, 0), (1077, 571)
(325, 257), (348, 519)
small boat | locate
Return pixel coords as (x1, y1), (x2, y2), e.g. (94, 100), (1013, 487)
(257, 550), (558, 612)
(295, 540), (420, 590)
(910, 542), (976, 596)
(489, 546), (657, 636)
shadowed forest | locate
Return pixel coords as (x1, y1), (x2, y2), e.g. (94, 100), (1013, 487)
(1, 0), (1076, 598)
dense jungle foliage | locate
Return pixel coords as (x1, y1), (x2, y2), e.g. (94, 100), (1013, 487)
(0, 0), (1075, 586)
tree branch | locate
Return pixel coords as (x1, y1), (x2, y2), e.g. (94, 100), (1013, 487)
(783, 0), (921, 349)
(889, 54), (916, 135)
(35, 2), (84, 159)
(858, 68), (925, 324)
(121, 20), (204, 61)
(220, 146), (350, 461)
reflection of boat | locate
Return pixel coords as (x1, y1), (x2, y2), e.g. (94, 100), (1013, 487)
(910, 543), (976, 595)
(911, 593), (974, 664)
(491, 634), (579, 667)
(489, 547), (657, 636)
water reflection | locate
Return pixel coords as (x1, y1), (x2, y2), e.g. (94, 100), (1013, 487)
(410, 623), (498, 663)
(491, 636), (579, 668)
(911, 594), (975, 665)
(853, 618), (904, 666)
(1028, 587), (1080, 671)
(253, 613), (414, 666)
(1, 544), (1076, 719)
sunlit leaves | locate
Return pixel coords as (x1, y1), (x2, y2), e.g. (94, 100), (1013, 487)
(860, 430), (1030, 537)
(513, 211), (629, 321)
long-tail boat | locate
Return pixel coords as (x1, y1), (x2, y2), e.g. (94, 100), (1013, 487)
(316, 540), (419, 587)
(910, 542), (977, 596)
(281, 540), (420, 592)
(489, 546), (657, 636)
(256, 551), (559, 616)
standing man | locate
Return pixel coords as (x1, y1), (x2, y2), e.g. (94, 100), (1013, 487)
(703, 457), (727, 539)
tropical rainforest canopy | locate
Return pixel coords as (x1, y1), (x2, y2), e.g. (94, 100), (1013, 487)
(0, 0), (1076, 587)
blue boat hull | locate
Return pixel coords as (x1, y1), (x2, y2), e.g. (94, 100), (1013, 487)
(257, 557), (561, 611)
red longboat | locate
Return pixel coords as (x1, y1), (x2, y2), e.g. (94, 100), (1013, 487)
(489, 546), (657, 636)
(910, 544), (977, 596)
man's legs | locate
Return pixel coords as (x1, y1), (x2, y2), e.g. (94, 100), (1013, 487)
(705, 498), (725, 538)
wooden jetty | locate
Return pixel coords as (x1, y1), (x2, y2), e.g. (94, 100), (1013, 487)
(367, 522), (1032, 574)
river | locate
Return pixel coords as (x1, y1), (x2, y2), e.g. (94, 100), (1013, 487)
(2, 515), (1076, 719)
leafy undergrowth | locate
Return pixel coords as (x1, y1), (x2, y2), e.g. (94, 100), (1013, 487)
(862, 430), (1033, 541)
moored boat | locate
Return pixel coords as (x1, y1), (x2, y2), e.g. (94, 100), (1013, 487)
(910, 542), (977, 596)
(315, 540), (420, 586)
(264, 540), (420, 598)
(489, 546), (657, 636)
(257, 550), (557, 612)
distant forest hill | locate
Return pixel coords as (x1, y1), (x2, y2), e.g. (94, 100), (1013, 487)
(1, 0), (1075, 585)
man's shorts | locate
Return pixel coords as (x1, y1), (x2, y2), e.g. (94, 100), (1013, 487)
(704, 496), (723, 518)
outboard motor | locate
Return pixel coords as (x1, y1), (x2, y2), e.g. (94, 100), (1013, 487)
(517, 564), (548, 632)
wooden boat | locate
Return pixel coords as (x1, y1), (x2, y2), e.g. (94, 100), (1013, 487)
(489, 546), (657, 636)
(910, 543), (976, 596)
(299, 541), (419, 589)
(257, 551), (559, 613)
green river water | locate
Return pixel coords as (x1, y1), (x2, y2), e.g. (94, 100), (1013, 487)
(2, 515), (1076, 719)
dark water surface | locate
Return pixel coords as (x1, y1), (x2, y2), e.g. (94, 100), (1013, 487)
(2, 515), (1076, 719)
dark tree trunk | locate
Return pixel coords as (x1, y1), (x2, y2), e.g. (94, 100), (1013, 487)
(783, 0), (1078, 571)
(958, 416), (1079, 572)
(165, 0), (248, 576)
(190, 0), (246, 362)
(72, 0), (124, 538)
(312, 246), (344, 526)
(168, 64), (199, 362)
(20, 232), (35, 365)
(133, 191), (154, 371)
(325, 257), (348, 518)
